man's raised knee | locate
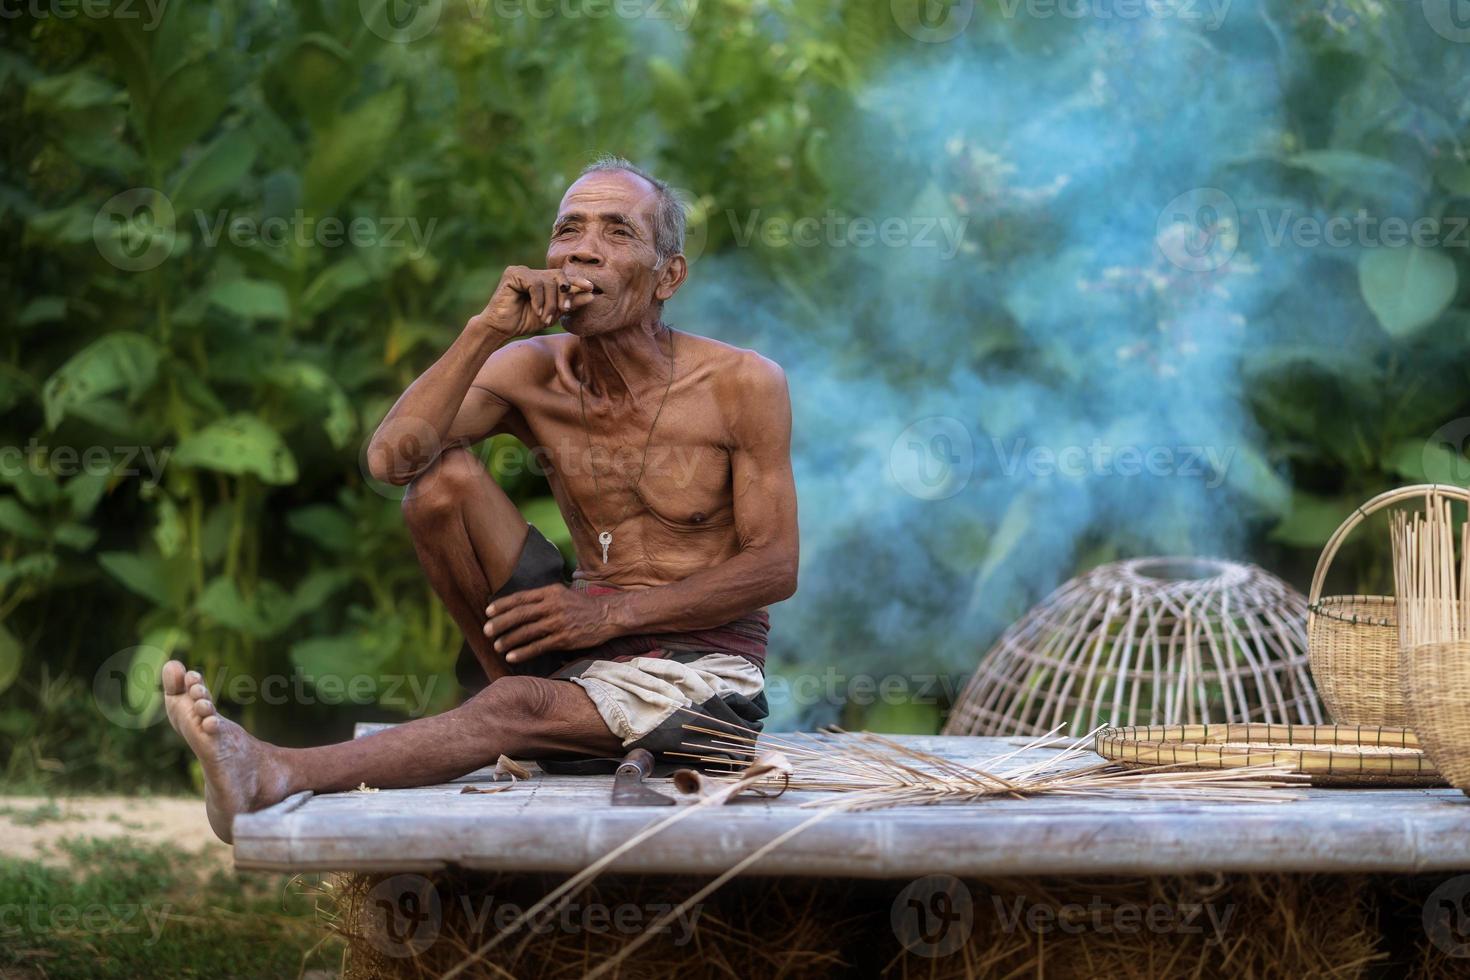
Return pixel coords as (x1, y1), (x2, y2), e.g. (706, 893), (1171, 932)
(402, 447), (482, 524)
(467, 675), (558, 726)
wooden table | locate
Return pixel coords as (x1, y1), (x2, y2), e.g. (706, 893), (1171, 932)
(232, 731), (1470, 877)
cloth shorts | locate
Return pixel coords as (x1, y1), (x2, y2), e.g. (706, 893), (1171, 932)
(460, 526), (769, 760)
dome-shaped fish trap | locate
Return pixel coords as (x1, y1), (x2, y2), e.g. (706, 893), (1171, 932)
(944, 557), (1325, 737)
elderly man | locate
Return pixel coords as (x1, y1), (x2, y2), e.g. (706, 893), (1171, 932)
(160, 157), (799, 842)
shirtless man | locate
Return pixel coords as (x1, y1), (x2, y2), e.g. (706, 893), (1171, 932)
(160, 157), (799, 842)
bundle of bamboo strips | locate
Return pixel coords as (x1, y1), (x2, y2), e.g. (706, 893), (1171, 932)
(1390, 489), (1470, 795)
(670, 714), (1308, 809)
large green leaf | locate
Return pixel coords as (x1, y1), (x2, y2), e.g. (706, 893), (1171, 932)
(1285, 150), (1424, 205)
(170, 128), (258, 212)
(1358, 247), (1457, 339)
(25, 69), (121, 113)
(1270, 493), (1356, 548)
(42, 332), (162, 430)
(209, 278), (291, 321)
(281, 34), (353, 128)
(0, 498), (45, 541)
(302, 87), (405, 215)
(290, 616), (401, 687)
(300, 257), (376, 316)
(195, 577), (294, 638)
(287, 504), (356, 553)
(267, 361), (356, 448)
(173, 414), (299, 485)
(146, 56), (230, 166)
(97, 550), (189, 609)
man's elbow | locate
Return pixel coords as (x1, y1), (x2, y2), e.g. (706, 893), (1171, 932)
(365, 438), (418, 487)
(767, 553), (798, 603)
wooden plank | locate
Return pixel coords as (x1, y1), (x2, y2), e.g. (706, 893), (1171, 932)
(232, 734), (1470, 877)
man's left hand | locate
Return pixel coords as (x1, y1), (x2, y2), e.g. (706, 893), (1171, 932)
(485, 585), (618, 664)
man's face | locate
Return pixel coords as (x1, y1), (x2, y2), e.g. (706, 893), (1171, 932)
(546, 170), (685, 335)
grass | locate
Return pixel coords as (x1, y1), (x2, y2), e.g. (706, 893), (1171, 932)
(0, 836), (342, 979)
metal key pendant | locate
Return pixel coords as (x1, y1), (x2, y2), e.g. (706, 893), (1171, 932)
(599, 531), (612, 564)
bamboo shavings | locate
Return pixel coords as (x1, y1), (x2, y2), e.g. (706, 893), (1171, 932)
(668, 712), (1308, 809)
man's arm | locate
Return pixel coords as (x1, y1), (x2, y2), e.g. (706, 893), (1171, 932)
(488, 355), (799, 664)
(366, 267), (595, 485)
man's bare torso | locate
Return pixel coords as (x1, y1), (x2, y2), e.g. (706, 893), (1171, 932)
(482, 329), (771, 591)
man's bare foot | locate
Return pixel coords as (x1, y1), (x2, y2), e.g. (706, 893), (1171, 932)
(161, 660), (289, 843)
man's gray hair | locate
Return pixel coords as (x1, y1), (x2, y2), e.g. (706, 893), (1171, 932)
(578, 155), (686, 265)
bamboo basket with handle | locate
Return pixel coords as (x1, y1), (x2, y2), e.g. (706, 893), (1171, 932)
(1308, 483), (1470, 727)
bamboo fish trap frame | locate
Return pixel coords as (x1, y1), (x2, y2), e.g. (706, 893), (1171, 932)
(1390, 489), (1470, 795)
(945, 557), (1323, 737)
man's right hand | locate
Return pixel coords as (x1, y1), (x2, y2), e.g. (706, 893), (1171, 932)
(472, 266), (597, 340)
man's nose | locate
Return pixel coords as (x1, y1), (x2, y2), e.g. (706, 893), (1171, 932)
(567, 249), (602, 267)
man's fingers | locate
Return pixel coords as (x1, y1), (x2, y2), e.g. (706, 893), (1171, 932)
(486, 585), (558, 617)
(496, 622), (554, 656)
(483, 602), (544, 637)
(504, 637), (555, 663)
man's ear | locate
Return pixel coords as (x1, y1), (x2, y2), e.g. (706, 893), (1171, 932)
(654, 254), (688, 303)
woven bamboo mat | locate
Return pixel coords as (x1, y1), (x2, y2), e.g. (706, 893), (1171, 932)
(1095, 724), (1445, 787)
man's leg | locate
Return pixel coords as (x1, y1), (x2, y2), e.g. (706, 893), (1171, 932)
(161, 660), (622, 843)
(402, 446), (534, 684)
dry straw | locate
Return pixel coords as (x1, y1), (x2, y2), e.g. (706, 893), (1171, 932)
(946, 557), (1323, 737)
(1389, 489), (1470, 795)
(672, 715), (1308, 809)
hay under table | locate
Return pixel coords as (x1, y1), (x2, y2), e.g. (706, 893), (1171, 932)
(233, 729), (1470, 877)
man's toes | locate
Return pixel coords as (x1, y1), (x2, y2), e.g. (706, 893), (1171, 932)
(190, 682), (209, 701)
(162, 660), (188, 696)
(201, 715), (219, 735)
(185, 670), (202, 687)
(192, 698), (215, 720)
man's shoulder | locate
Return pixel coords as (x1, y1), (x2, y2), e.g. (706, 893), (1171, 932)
(684, 333), (786, 389)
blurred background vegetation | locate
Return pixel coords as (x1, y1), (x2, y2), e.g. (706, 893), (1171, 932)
(3, 0), (1470, 791)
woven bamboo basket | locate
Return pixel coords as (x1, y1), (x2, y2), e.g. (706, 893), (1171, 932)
(1095, 723), (1442, 787)
(944, 557), (1323, 737)
(1388, 491), (1470, 797)
(1400, 643), (1470, 797)
(1308, 484), (1470, 727)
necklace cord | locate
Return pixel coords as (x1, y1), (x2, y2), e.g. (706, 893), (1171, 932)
(576, 325), (677, 551)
